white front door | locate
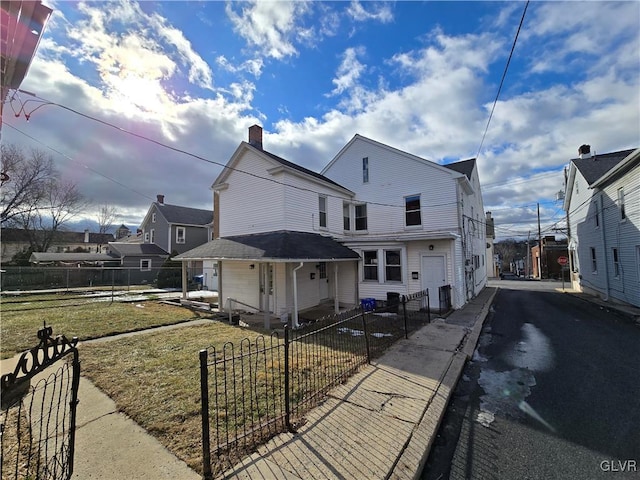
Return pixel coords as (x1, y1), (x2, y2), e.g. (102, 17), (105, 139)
(421, 255), (446, 310)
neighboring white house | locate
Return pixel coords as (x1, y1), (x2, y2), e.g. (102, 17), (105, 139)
(321, 134), (487, 309)
(563, 145), (640, 307)
(176, 126), (487, 323)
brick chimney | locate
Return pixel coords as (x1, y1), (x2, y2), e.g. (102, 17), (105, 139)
(578, 144), (592, 159)
(157, 194), (164, 204)
(248, 125), (263, 150)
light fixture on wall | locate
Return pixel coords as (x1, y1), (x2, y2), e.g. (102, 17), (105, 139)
(249, 264), (255, 269)
(429, 245), (434, 251)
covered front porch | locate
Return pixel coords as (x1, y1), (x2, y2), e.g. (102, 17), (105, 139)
(174, 231), (360, 329)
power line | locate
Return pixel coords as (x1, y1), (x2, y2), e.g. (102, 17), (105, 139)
(3, 122), (155, 202)
(5, 91), (464, 211)
(476, 1), (530, 159)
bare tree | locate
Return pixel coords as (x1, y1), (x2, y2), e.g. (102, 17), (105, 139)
(97, 204), (117, 234)
(2, 144), (88, 252)
(494, 240), (518, 271)
(1, 144), (54, 224)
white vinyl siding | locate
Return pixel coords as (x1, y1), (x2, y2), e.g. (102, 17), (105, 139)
(322, 138), (462, 235)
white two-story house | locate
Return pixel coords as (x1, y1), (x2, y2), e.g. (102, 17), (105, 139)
(563, 145), (640, 307)
(322, 134), (487, 310)
(176, 126), (487, 323)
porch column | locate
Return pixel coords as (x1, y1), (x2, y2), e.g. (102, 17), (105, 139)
(333, 263), (339, 313)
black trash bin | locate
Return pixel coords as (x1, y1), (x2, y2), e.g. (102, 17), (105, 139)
(387, 292), (400, 313)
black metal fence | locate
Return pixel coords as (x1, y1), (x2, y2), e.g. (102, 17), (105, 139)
(0, 325), (81, 480)
(199, 290), (431, 478)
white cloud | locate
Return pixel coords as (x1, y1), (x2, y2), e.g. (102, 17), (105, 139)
(225, 0), (312, 60)
(346, 1), (393, 24)
(328, 46), (367, 96)
(148, 13), (214, 90)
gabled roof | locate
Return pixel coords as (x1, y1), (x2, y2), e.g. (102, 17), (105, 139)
(174, 230), (360, 262)
(444, 158), (476, 180)
(213, 142), (353, 195)
(322, 134), (468, 180)
(154, 203), (213, 226)
(109, 243), (169, 257)
(260, 147), (349, 190)
(571, 148), (636, 186)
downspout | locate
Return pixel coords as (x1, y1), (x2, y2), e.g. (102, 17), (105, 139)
(599, 193), (610, 301)
(292, 262), (303, 328)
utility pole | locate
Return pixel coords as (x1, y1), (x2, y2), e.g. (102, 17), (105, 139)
(537, 203), (543, 279)
(526, 231), (531, 278)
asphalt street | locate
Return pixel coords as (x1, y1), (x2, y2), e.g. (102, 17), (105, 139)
(422, 285), (640, 480)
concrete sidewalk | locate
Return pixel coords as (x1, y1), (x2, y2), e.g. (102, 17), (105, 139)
(221, 287), (497, 480)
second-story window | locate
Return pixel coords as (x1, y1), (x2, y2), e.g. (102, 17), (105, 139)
(176, 226), (186, 244)
(152, 212), (156, 223)
(593, 201), (599, 227)
(618, 188), (626, 220)
(319, 196), (327, 228)
(343, 202), (351, 231)
(363, 157), (369, 183)
(144, 232), (149, 242)
(405, 195), (421, 227)
(355, 204), (367, 231)
(150, 229), (155, 243)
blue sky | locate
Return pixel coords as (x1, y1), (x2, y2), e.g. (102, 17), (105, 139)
(3, 0), (639, 239)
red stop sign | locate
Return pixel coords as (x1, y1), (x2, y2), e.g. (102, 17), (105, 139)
(557, 256), (569, 266)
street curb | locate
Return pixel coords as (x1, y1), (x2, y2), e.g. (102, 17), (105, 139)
(461, 287), (499, 359)
(389, 287), (499, 480)
(389, 352), (468, 480)
(564, 291), (640, 326)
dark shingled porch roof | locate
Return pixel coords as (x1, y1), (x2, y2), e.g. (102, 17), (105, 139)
(174, 230), (360, 262)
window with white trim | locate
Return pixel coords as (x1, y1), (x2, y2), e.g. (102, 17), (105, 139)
(363, 157), (369, 183)
(593, 201), (599, 227)
(363, 250), (378, 281)
(150, 229), (155, 243)
(144, 232), (149, 242)
(384, 249), (402, 282)
(152, 212), (156, 223)
(405, 195), (421, 227)
(612, 248), (620, 278)
(176, 226), (186, 244)
(355, 204), (367, 231)
(590, 247), (597, 273)
(318, 196), (327, 228)
(140, 259), (151, 271)
(618, 188), (626, 220)
(343, 202), (351, 231)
